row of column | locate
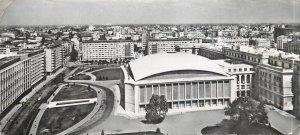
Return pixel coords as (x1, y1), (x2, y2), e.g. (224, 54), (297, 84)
(138, 80), (231, 104)
(237, 74), (252, 97)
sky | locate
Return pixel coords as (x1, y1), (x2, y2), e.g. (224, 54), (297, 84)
(0, 0), (300, 25)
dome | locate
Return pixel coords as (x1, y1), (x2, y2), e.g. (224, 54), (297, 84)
(128, 53), (227, 81)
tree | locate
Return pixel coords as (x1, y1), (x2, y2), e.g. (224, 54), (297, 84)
(145, 95), (168, 124)
(174, 45), (180, 52)
(192, 46), (196, 54)
(225, 97), (269, 128)
(101, 130), (105, 135)
(40, 37), (45, 45)
(70, 45), (78, 62)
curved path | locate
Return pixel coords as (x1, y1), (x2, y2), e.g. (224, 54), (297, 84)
(29, 83), (104, 135)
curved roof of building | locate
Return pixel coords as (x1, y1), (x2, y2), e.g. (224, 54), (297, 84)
(128, 53), (227, 81)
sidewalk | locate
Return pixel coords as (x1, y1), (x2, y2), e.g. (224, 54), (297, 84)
(21, 67), (66, 103)
(0, 67), (67, 133)
(29, 84), (67, 135)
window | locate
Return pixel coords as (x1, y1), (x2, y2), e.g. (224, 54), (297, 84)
(239, 68), (242, 72)
(228, 69), (231, 72)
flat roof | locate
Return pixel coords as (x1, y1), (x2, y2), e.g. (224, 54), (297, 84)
(0, 56), (21, 70)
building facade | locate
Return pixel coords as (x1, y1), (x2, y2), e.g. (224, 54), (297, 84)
(223, 46), (269, 66)
(81, 40), (135, 61)
(214, 60), (255, 97)
(276, 35), (290, 50)
(0, 56), (31, 114)
(256, 62), (294, 111)
(121, 53), (236, 113)
(45, 45), (64, 75)
(293, 60), (300, 119)
(148, 39), (195, 54)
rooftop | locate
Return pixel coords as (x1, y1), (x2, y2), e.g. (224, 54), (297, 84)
(0, 56), (20, 70)
(128, 53), (228, 81)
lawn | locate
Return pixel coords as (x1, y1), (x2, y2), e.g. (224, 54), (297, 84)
(37, 104), (95, 135)
(69, 74), (91, 80)
(92, 68), (123, 81)
(201, 119), (282, 135)
(52, 84), (96, 101)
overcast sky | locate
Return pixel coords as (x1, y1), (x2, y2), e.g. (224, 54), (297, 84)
(0, 0), (300, 25)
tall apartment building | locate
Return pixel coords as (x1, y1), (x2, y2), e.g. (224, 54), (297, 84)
(255, 53), (296, 111)
(0, 50), (46, 115)
(81, 40), (135, 61)
(214, 60), (255, 97)
(0, 56), (31, 114)
(45, 45), (64, 75)
(148, 39), (195, 54)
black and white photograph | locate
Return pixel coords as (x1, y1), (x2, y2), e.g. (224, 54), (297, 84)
(0, 0), (300, 134)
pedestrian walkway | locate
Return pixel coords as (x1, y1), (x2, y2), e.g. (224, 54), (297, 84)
(85, 72), (96, 81)
(21, 67), (66, 103)
(47, 98), (97, 108)
(29, 84), (104, 135)
(0, 104), (22, 131)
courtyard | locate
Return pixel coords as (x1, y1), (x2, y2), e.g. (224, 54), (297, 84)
(82, 110), (225, 135)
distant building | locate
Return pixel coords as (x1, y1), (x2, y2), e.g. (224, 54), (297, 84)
(45, 45), (64, 75)
(0, 47), (19, 59)
(81, 40), (135, 61)
(284, 40), (300, 55)
(214, 60), (255, 97)
(223, 46), (270, 66)
(121, 53), (237, 114)
(276, 35), (290, 50)
(217, 38), (249, 46)
(148, 39), (195, 54)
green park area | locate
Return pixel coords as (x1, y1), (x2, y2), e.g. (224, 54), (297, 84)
(92, 68), (123, 81)
(52, 84), (96, 101)
(69, 74), (91, 80)
(37, 104), (95, 135)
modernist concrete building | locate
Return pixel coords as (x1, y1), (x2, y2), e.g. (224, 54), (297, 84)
(214, 60), (255, 97)
(45, 45), (64, 75)
(0, 50), (46, 115)
(148, 39), (196, 54)
(81, 40), (135, 61)
(121, 53), (237, 113)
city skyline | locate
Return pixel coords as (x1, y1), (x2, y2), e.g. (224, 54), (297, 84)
(1, 0), (300, 25)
